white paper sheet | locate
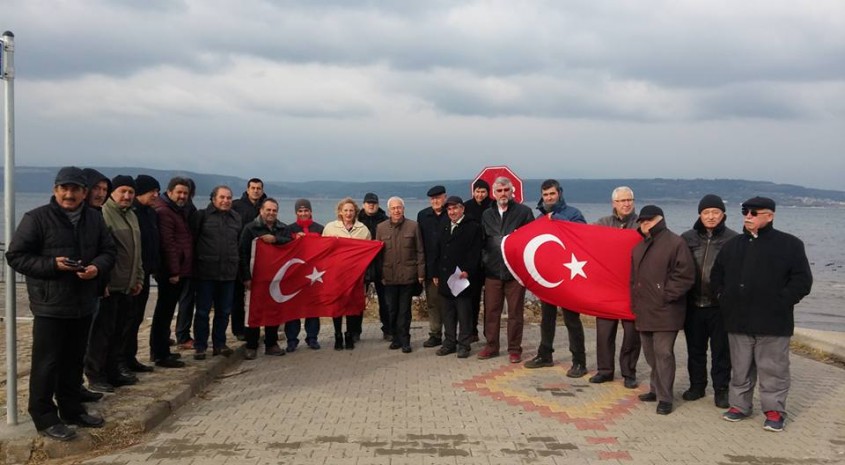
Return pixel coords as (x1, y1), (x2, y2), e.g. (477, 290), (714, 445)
(447, 266), (470, 297)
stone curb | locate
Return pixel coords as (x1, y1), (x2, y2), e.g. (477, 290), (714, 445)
(793, 327), (845, 362)
(0, 345), (245, 465)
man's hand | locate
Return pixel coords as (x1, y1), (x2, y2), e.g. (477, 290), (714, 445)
(169, 276), (180, 284)
(260, 234), (276, 244)
(56, 256), (83, 272)
(77, 265), (99, 280)
(130, 282), (143, 296)
(432, 277), (439, 286)
(243, 280), (251, 289)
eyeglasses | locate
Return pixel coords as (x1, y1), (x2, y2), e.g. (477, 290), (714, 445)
(613, 198), (634, 203)
(741, 208), (770, 217)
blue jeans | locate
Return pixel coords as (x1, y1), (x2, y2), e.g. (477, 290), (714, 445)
(194, 280), (234, 352)
(284, 318), (321, 346)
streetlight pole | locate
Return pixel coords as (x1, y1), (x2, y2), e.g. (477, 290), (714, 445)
(2, 29), (18, 426)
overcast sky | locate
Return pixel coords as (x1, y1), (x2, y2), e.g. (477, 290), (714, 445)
(4, 0), (844, 190)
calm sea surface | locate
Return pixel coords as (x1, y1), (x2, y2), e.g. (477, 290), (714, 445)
(3, 192), (843, 331)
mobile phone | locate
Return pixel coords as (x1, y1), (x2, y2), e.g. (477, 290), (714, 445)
(62, 258), (85, 270)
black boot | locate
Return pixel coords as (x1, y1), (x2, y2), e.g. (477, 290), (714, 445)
(334, 333), (344, 351)
(345, 332), (355, 350)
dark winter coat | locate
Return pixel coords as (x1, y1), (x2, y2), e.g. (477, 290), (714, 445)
(358, 208), (388, 282)
(481, 200), (534, 280)
(463, 197), (493, 222)
(539, 198), (586, 223)
(376, 217), (425, 286)
(417, 206), (450, 279)
(433, 217), (483, 298)
(681, 219), (738, 308)
(630, 221), (696, 331)
(154, 195), (193, 280)
(5, 198), (116, 319)
(134, 200), (160, 275)
(239, 216), (292, 281)
(711, 223), (812, 336)
(232, 191), (267, 227)
(192, 203), (242, 281)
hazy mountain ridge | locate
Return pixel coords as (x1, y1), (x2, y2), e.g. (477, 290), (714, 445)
(3, 167), (844, 207)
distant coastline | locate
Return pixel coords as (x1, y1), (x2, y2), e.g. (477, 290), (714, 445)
(2, 166), (844, 207)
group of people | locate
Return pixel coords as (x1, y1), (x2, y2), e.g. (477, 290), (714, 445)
(6, 167), (812, 442)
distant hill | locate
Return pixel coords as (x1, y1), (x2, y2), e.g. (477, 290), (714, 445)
(2, 166), (844, 207)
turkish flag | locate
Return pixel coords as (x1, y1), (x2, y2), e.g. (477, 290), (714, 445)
(246, 235), (383, 327)
(502, 217), (642, 320)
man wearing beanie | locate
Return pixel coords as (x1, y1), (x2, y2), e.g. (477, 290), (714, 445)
(125, 174), (161, 374)
(680, 194), (738, 408)
(712, 196), (812, 432)
(85, 175), (145, 392)
(463, 179), (492, 341)
(285, 199), (324, 351)
(630, 205), (695, 415)
(6, 167), (116, 440)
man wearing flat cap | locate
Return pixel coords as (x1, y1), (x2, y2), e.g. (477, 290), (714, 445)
(680, 194), (737, 409)
(712, 196), (812, 432)
(417, 185), (450, 348)
(432, 196), (483, 358)
(630, 205), (695, 415)
(6, 167), (116, 440)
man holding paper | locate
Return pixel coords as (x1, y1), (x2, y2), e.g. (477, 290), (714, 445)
(433, 196), (483, 358)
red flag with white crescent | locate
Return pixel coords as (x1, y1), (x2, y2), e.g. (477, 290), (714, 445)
(246, 235), (383, 327)
(502, 217), (642, 320)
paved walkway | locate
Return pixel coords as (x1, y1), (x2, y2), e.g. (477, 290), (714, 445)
(60, 322), (845, 465)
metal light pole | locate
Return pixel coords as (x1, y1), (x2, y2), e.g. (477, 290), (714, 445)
(2, 30), (18, 426)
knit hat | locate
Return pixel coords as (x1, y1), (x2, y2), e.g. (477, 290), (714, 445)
(698, 194), (725, 213)
(637, 205), (664, 222)
(294, 199), (312, 211)
(134, 174), (161, 195)
(473, 179), (490, 191)
(741, 196), (776, 212)
(111, 175), (136, 191)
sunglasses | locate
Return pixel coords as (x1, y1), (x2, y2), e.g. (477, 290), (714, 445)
(741, 207), (769, 217)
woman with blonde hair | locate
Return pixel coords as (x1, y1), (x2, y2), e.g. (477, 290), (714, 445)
(322, 197), (372, 350)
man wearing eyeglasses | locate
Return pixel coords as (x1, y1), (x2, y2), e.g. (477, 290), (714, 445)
(711, 196), (812, 432)
(591, 186), (641, 389)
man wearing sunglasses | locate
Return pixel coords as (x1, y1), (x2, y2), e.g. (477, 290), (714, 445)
(711, 196), (812, 432)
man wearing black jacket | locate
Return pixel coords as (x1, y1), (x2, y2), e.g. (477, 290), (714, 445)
(463, 180), (492, 341)
(358, 193), (390, 339)
(230, 178), (267, 340)
(417, 185), (450, 348)
(712, 196), (812, 432)
(6, 167), (116, 441)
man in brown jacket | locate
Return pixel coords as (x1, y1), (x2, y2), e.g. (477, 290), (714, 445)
(376, 196), (425, 353)
(631, 205), (695, 415)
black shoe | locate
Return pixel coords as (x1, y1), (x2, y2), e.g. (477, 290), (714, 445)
(79, 386), (104, 403)
(383, 332), (393, 341)
(235, 333), (247, 342)
(88, 381), (115, 393)
(436, 346), (457, 356)
(422, 336), (442, 348)
(40, 423), (76, 441)
(117, 367), (139, 382)
(623, 377), (639, 389)
(524, 355), (554, 369)
(563, 363), (586, 378)
(638, 392), (658, 402)
(457, 349), (471, 359)
(401, 345), (413, 353)
(715, 389), (730, 409)
(353, 333), (361, 342)
(589, 373), (614, 384)
(109, 373), (138, 387)
(656, 401), (673, 415)
(389, 342), (401, 350)
(344, 332), (355, 350)
(128, 360), (154, 373)
(155, 358), (185, 368)
(167, 353), (182, 360)
(334, 333), (344, 351)
(682, 388), (706, 401)
(212, 346), (234, 357)
(67, 413), (105, 428)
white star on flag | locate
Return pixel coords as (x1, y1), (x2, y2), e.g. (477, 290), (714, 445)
(305, 267), (326, 284)
(563, 253), (587, 280)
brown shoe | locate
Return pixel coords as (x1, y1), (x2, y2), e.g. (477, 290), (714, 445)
(264, 345), (286, 356)
(178, 339), (194, 350)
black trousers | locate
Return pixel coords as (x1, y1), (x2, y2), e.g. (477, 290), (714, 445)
(85, 291), (132, 382)
(367, 280), (389, 335)
(151, 277), (186, 361)
(684, 305), (731, 391)
(595, 317), (641, 379)
(245, 325), (280, 350)
(442, 294), (473, 351)
(175, 277), (195, 344)
(385, 284), (413, 346)
(30, 313), (92, 431)
(230, 280), (246, 337)
(537, 301), (586, 365)
(123, 272), (150, 363)
(468, 273), (484, 337)
(332, 314), (362, 335)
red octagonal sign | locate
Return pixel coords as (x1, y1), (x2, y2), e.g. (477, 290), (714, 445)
(471, 165), (524, 204)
